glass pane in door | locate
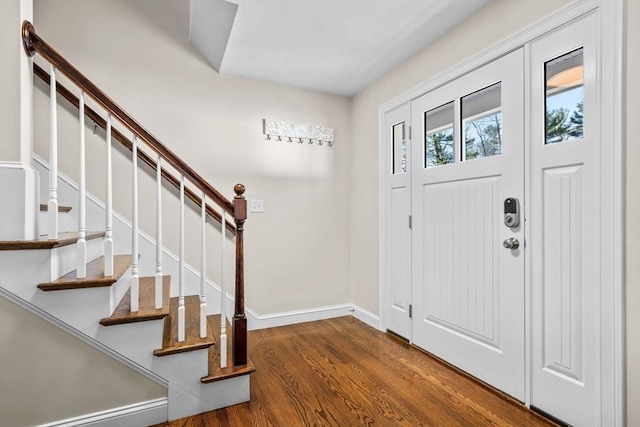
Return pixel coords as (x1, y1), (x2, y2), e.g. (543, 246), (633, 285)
(545, 48), (584, 144)
(425, 102), (455, 168)
(392, 122), (407, 174)
(462, 83), (502, 160)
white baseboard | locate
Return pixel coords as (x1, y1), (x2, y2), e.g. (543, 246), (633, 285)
(36, 398), (168, 427)
(246, 303), (381, 331)
(247, 304), (353, 330)
(351, 304), (381, 330)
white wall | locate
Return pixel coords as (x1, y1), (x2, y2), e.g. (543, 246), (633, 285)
(33, 0), (352, 315)
(0, 295), (166, 427)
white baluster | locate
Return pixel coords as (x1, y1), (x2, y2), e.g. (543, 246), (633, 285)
(178, 175), (185, 342)
(104, 114), (114, 276)
(220, 210), (227, 368)
(130, 135), (139, 312)
(76, 92), (87, 278)
(47, 64), (58, 239)
(155, 154), (163, 309)
(200, 193), (207, 338)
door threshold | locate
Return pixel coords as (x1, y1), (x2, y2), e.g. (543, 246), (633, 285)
(385, 329), (409, 343)
(530, 406), (571, 427)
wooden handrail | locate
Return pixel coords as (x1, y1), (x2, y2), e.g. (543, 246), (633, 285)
(22, 21), (235, 215)
(32, 63), (237, 236)
(23, 21), (247, 368)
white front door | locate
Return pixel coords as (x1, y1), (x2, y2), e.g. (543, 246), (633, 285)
(383, 104), (412, 340)
(410, 49), (526, 400)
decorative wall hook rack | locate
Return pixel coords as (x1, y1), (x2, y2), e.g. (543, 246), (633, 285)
(263, 119), (334, 147)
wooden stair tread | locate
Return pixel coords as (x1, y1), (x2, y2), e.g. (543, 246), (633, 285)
(100, 276), (171, 326)
(153, 295), (215, 356)
(0, 231), (105, 251)
(201, 314), (255, 383)
(39, 203), (72, 212)
(38, 254), (131, 291)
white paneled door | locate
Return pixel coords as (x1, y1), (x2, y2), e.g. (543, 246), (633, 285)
(410, 49), (525, 400)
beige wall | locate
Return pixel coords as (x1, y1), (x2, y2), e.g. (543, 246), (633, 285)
(625, 0), (639, 424)
(350, 0), (570, 314)
(0, 295), (166, 427)
(33, 0), (353, 314)
(0, 0), (21, 161)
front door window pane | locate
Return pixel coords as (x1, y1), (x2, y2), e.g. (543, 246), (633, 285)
(545, 48), (584, 144)
(392, 122), (406, 174)
(462, 82), (502, 160)
(425, 102), (454, 168)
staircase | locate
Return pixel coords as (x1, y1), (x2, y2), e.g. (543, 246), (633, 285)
(0, 21), (254, 423)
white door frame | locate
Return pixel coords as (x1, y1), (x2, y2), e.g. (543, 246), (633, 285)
(377, 0), (625, 424)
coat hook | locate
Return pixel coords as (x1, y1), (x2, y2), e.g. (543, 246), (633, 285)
(91, 121), (98, 134)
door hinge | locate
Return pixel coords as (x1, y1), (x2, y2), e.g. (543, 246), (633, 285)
(408, 125), (412, 140)
(409, 215), (412, 229)
(409, 304), (413, 318)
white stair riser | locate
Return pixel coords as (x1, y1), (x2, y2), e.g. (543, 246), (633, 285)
(96, 320), (165, 361)
(38, 210), (73, 234)
(109, 266), (132, 314)
(168, 375), (250, 421)
(32, 287), (112, 336)
(50, 237), (103, 281)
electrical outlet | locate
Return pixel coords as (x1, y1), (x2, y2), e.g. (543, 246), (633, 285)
(250, 199), (264, 213)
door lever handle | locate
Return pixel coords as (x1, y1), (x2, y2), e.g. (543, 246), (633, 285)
(503, 237), (520, 250)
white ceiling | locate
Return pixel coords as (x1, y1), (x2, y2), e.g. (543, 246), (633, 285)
(190, 0), (490, 97)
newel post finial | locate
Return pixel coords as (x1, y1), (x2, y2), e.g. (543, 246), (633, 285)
(234, 183), (245, 197)
(21, 21), (36, 57)
(232, 183), (247, 366)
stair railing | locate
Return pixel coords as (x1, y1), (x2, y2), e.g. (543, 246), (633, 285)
(22, 21), (247, 367)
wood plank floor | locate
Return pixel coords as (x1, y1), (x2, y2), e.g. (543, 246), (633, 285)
(155, 316), (555, 427)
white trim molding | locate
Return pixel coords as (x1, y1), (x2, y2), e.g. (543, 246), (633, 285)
(36, 398), (168, 427)
(246, 303), (380, 331)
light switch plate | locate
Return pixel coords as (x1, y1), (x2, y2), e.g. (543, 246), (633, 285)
(250, 199), (264, 213)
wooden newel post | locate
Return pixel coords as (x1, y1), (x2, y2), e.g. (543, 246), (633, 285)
(232, 183), (248, 366)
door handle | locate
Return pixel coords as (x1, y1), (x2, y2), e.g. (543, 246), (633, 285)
(503, 238), (520, 250)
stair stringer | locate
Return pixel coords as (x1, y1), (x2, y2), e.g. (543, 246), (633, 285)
(0, 252), (250, 421)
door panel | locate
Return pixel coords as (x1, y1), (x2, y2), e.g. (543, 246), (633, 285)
(384, 104), (412, 339)
(411, 49), (525, 400)
(530, 13), (599, 426)
(422, 177), (500, 344)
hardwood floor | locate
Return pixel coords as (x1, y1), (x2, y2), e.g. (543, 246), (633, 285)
(155, 316), (555, 427)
